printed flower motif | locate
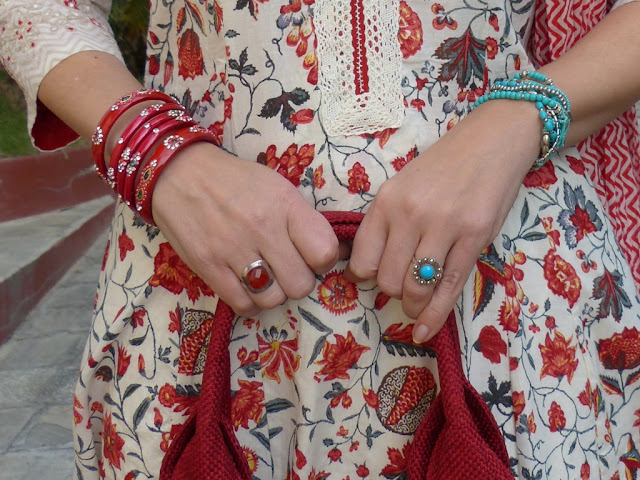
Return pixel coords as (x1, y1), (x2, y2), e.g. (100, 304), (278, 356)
(330, 391), (352, 409)
(242, 447), (259, 474)
(168, 306), (181, 334)
(101, 239), (110, 272)
(488, 12), (499, 31)
(130, 308), (145, 328)
(548, 401), (566, 432)
(527, 412), (537, 433)
(326, 447), (342, 463)
(149, 243), (214, 302)
(313, 165), (326, 189)
(580, 462), (590, 480)
(73, 395), (83, 425)
(380, 441), (410, 477)
(431, 3), (457, 30)
(391, 147), (418, 172)
(558, 182), (603, 248)
(317, 270), (358, 314)
(158, 384), (177, 408)
(117, 346), (131, 377)
(523, 160), (558, 190)
(102, 413), (125, 470)
(356, 464), (370, 478)
(280, 3), (318, 85)
(541, 216), (561, 247)
(117, 231), (134, 261)
(315, 331), (370, 381)
(485, 37), (498, 60)
(347, 162), (371, 195)
(512, 391), (525, 420)
(598, 327), (640, 370)
(258, 143), (315, 187)
(258, 327), (301, 383)
(398, 1), (423, 58)
(177, 28), (204, 79)
(543, 250), (581, 308)
(374, 292), (391, 310)
(363, 387), (379, 409)
(498, 298), (520, 334)
(474, 325), (507, 364)
(539, 331), (579, 383)
(231, 380), (265, 430)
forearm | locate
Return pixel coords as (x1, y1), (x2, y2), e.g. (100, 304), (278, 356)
(537, 1), (640, 146)
(38, 50), (144, 153)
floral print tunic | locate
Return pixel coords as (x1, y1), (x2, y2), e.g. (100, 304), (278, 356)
(2, 0), (640, 479)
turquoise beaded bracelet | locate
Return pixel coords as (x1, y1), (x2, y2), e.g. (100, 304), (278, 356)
(473, 71), (571, 171)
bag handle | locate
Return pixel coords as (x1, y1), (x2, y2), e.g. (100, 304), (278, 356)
(160, 211), (512, 480)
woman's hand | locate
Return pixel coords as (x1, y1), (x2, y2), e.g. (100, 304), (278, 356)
(344, 100), (542, 342)
(152, 142), (340, 317)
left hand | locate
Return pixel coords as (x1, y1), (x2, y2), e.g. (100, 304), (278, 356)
(344, 100), (542, 342)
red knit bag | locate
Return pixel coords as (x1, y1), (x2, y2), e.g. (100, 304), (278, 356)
(160, 211), (513, 480)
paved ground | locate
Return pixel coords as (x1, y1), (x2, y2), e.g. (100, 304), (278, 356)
(0, 234), (108, 480)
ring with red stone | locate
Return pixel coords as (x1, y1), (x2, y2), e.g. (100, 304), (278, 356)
(241, 260), (275, 294)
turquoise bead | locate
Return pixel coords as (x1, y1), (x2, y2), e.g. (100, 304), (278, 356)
(419, 264), (435, 281)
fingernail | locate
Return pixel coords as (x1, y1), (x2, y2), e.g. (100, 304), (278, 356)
(412, 324), (430, 344)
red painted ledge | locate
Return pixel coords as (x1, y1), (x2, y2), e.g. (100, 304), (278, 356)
(0, 146), (113, 222)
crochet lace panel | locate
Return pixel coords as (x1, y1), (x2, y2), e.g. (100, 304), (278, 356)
(315, 0), (404, 136)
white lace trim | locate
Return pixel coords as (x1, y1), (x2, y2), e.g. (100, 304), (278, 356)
(315, 0), (404, 136)
(0, 0), (123, 148)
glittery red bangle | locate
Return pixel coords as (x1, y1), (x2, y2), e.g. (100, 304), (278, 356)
(91, 89), (178, 180)
(119, 115), (197, 206)
(108, 102), (186, 189)
(134, 126), (218, 225)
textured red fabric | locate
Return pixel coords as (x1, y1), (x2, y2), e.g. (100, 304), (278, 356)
(530, 0), (640, 294)
(160, 211), (511, 480)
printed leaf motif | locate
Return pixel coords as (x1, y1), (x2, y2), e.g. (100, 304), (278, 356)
(592, 269), (632, 322)
(299, 307), (333, 333)
(600, 375), (623, 396)
(473, 245), (503, 318)
(185, 0), (204, 30)
(265, 398), (295, 414)
(176, 7), (187, 33)
(382, 339), (433, 358)
(434, 28), (486, 88)
(133, 397), (150, 429)
(481, 372), (512, 410)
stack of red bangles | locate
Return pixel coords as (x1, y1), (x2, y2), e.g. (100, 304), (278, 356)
(91, 88), (219, 225)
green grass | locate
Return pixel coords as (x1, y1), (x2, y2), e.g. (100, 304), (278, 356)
(0, 69), (39, 157)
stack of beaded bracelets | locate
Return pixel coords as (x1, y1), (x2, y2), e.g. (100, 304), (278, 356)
(472, 71), (571, 171)
(92, 88), (219, 226)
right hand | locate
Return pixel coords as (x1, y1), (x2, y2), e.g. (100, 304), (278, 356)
(151, 142), (340, 316)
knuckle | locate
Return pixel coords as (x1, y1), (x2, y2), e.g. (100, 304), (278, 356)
(285, 273), (316, 300)
(233, 297), (260, 317)
(377, 277), (402, 299)
(348, 260), (378, 281)
(257, 289), (287, 310)
(308, 238), (340, 273)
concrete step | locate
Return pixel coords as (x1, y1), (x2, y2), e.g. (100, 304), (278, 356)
(0, 196), (114, 344)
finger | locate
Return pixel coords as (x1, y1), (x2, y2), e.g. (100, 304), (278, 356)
(377, 226), (420, 299)
(209, 267), (261, 317)
(230, 250), (288, 309)
(401, 238), (447, 319)
(288, 208), (340, 275)
(411, 239), (477, 343)
(261, 239), (317, 301)
(344, 209), (388, 283)
(338, 241), (352, 261)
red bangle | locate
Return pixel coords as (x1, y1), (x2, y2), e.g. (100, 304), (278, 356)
(91, 89), (178, 180)
(134, 126), (218, 225)
(119, 115), (197, 205)
(108, 102), (186, 187)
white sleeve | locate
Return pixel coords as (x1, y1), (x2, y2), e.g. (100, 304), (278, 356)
(612, 0), (639, 11)
(0, 0), (125, 150)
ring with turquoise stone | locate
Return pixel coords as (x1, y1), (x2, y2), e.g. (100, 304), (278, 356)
(412, 257), (443, 286)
